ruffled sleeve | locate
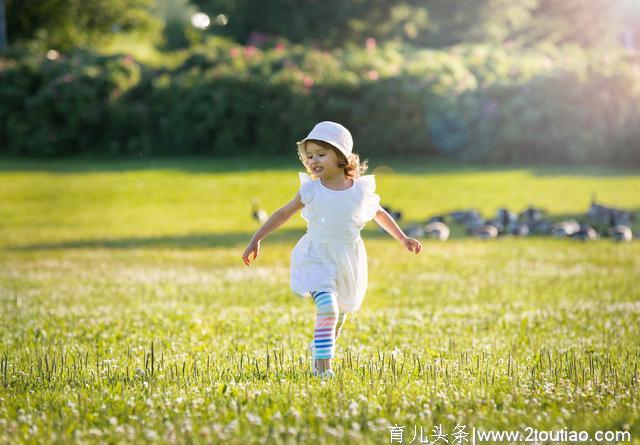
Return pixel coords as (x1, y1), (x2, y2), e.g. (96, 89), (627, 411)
(298, 172), (314, 205)
(358, 175), (381, 224)
(298, 172), (316, 222)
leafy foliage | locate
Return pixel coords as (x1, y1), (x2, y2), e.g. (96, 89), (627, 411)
(1, 38), (639, 164)
(5, 0), (161, 51)
(192, 0), (635, 49)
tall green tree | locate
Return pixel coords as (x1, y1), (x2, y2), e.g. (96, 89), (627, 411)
(418, 0), (535, 46)
(510, 0), (623, 47)
(192, 0), (429, 46)
(192, 0), (630, 49)
(0, 0), (7, 51)
(6, 0), (161, 51)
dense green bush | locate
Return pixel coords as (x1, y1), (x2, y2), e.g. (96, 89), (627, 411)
(1, 38), (639, 164)
(0, 51), (142, 156)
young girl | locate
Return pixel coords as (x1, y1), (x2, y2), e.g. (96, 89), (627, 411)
(242, 121), (422, 378)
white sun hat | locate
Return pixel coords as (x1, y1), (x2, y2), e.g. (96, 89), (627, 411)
(296, 121), (353, 159)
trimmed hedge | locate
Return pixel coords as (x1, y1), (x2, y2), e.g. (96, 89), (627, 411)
(1, 39), (639, 164)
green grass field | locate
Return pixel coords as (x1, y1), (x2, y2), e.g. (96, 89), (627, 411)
(1, 158), (639, 444)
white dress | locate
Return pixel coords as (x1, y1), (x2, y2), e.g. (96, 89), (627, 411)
(290, 172), (381, 313)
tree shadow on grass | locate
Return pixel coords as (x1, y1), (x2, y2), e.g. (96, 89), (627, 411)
(9, 226), (403, 251)
(10, 229), (303, 251)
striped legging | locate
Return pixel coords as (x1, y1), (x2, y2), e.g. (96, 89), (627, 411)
(311, 291), (348, 359)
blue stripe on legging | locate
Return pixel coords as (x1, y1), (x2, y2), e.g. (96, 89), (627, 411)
(314, 293), (332, 304)
(313, 291), (331, 300)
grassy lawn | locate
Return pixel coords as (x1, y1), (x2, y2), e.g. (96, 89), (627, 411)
(1, 158), (639, 444)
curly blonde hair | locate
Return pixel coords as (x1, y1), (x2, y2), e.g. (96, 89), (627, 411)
(297, 139), (368, 179)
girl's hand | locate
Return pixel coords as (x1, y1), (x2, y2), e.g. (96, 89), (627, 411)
(242, 239), (260, 265)
(402, 237), (422, 254)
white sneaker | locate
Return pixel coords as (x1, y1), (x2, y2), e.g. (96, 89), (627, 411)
(316, 369), (335, 378)
(309, 342), (335, 378)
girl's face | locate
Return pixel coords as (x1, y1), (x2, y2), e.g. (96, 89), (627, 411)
(305, 141), (343, 179)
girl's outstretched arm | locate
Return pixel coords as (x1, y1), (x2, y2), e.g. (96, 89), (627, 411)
(242, 192), (305, 265)
(374, 205), (422, 254)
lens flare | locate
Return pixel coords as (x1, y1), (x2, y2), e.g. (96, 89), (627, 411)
(46, 50), (60, 61)
(191, 12), (210, 30)
(215, 14), (229, 26)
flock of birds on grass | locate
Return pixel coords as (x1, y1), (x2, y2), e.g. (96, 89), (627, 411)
(251, 195), (636, 242)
